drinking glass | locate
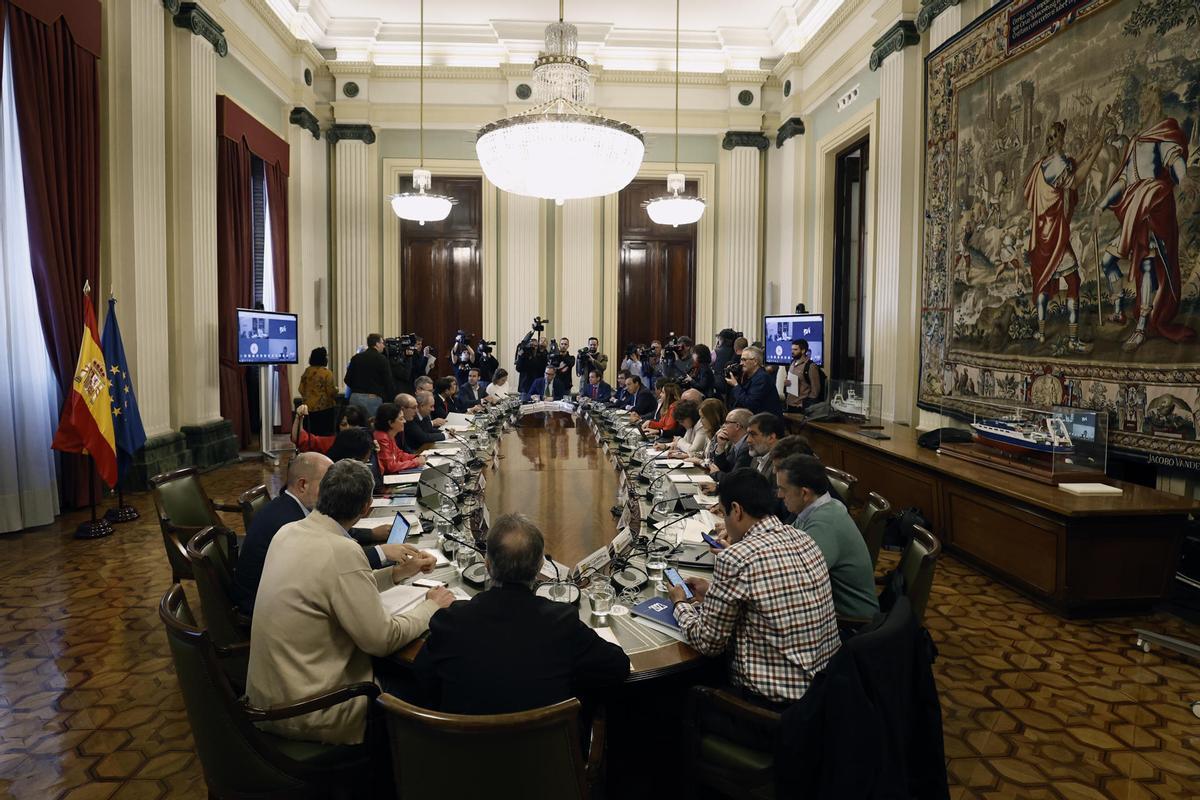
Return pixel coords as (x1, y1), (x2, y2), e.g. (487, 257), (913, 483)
(645, 555), (667, 581)
(590, 585), (615, 619)
(455, 543), (475, 575)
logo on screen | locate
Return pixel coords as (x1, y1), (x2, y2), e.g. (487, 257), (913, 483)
(803, 326), (812, 336)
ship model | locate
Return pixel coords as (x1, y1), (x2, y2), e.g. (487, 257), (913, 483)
(969, 416), (1074, 457)
(831, 388), (865, 417)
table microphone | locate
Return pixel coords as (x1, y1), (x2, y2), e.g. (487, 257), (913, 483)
(444, 429), (487, 466)
(442, 528), (489, 587)
(536, 553), (581, 604)
(422, 462), (479, 494)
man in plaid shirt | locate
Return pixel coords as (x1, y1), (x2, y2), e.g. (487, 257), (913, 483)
(669, 468), (840, 705)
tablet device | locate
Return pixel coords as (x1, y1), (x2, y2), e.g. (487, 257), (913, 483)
(386, 513), (411, 545)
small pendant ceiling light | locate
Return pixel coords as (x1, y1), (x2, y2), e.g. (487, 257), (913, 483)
(475, 0), (645, 203)
(390, 0), (454, 225)
(644, 0), (705, 227)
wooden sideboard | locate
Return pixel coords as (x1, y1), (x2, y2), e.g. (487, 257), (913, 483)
(796, 419), (1197, 617)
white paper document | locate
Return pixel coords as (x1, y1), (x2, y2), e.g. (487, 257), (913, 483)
(378, 584), (428, 616)
(382, 472), (422, 485)
(421, 548), (452, 566)
(371, 496), (417, 509)
(593, 626), (620, 646)
(445, 412), (474, 428)
(356, 514), (398, 531)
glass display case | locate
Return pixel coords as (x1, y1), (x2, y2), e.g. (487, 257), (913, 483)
(828, 379), (883, 428)
(936, 398), (1109, 484)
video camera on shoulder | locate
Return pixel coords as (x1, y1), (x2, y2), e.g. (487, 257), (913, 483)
(661, 331), (684, 363)
(531, 315), (550, 333)
(477, 339), (495, 355)
(385, 333), (418, 361)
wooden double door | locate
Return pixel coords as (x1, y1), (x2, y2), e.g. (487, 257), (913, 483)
(400, 177), (483, 376)
(617, 180), (697, 353)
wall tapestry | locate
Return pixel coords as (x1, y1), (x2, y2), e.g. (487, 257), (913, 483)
(920, 0), (1200, 469)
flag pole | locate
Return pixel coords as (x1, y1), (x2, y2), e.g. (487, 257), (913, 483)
(75, 455), (114, 539)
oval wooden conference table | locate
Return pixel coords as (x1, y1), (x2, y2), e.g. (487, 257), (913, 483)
(393, 409), (705, 681)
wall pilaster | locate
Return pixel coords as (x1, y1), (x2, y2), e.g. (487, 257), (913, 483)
(499, 193), (546, 356)
(329, 126), (379, 376)
(869, 20), (923, 424)
(287, 109), (328, 382)
(555, 199), (604, 362)
(717, 133), (768, 340)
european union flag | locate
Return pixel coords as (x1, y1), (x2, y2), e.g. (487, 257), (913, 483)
(100, 297), (147, 480)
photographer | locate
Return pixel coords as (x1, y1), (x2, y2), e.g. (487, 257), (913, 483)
(726, 346), (783, 416)
(575, 336), (608, 381)
(451, 331), (476, 385)
(620, 345), (643, 378)
(682, 342), (717, 398)
(514, 317), (551, 393)
(384, 334), (418, 397)
(551, 336), (575, 396)
(658, 333), (692, 382)
(475, 340), (499, 381)
(712, 328), (739, 380)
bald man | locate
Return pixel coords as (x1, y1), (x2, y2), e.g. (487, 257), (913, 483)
(709, 408), (754, 480)
(233, 452), (417, 613)
(405, 390), (447, 448)
(680, 388), (704, 405)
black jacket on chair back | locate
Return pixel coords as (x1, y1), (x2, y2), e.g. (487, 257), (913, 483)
(775, 596), (949, 799)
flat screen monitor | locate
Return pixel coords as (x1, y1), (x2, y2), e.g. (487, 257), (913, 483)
(236, 309), (299, 365)
(763, 314), (824, 366)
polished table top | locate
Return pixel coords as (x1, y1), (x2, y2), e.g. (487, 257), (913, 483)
(389, 408), (705, 681)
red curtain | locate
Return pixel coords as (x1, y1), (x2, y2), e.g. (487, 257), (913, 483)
(265, 162), (292, 433)
(7, 1), (101, 507)
(217, 138), (255, 448)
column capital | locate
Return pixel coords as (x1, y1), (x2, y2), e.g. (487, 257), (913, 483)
(721, 131), (769, 151)
(172, 3), (227, 57)
(916, 0), (962, 34)
(328, 123), (376, 145)
(290, 107), (321, 140)
(775, 117), (805, 149)
(870, 20), (920, 71)
(161, 0), (181, 14)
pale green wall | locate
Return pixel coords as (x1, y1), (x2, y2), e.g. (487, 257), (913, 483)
(216, 56), (287, 135)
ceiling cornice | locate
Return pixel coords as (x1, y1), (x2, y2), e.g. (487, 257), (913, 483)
(328, 62), (772, 87)
(770, 0), (877, 80)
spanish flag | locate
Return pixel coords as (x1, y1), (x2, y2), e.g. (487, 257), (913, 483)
(52, 285), (118, 488)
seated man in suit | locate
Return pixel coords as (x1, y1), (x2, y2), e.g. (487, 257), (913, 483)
(247, 460), (455, 745)
(405, 390), (447, 447)
(709, 408), (753, 480)
(607, 369), (632, 406)
(433, 377), (467, 419)
(776, 455), (879, 620)
(456, 367), (487, 411)
(523, 365), (566, 402)
(233, 452), (413, 614)
(624, 374), (655, 418)
(414, 513), (630, 713)
(579, 369), (612, 402)
(669, 469), (840, 709)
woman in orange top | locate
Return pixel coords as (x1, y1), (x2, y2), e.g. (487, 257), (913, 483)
(372, 403), (426, 473)
(291, 404), (367, 454)
(642, 381), (682, 436)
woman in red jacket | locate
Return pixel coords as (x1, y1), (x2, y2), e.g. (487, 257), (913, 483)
(642, 381), (682, 436)
(373, 403), (426, 473)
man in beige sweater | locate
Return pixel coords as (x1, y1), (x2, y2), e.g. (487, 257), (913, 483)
(247, 459), (454, 745)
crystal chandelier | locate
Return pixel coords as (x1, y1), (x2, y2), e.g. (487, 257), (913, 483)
(476, 1), (645, 203)
(645, 0), (705, 227)
(390, 0), (454, 225)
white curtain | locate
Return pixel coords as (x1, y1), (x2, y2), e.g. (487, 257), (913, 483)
(0, 25), (61, 531)
(260, 171), (278, 433)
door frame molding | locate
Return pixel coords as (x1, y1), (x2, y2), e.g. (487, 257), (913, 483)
(382, 158), (498, 340)
(603, 161), (715, 369)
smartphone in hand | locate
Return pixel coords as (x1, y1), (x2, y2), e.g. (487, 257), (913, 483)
(665, 568), (694, 599)
(700, 531), (725, 550)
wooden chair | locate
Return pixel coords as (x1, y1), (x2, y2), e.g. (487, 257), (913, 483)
(376, 694), (605, 800)
(856, 491), (892, 569)
(150, 467), (240, 582)
(238, 485), (270, 531)
(683, 686), (781, 799)
(159, 584), (376, 799)
(186, 527), (251, 690)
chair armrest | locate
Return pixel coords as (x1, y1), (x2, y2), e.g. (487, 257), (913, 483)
(242, 682), (381, 722)
(585, 705), (607, 782)
(214, 641), (251, 658)
(212, 501), (242, 513)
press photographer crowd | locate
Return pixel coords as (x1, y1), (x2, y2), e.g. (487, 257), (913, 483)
(289, 315), (830, 475)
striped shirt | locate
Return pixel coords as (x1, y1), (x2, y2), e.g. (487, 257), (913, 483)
(673, 516), (841, 703)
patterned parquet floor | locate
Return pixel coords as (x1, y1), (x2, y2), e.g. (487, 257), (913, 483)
(1, 457), (1199, 799)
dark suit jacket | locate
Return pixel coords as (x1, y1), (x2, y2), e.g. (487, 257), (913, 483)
(405, 415), (446, 447)
(712, 436), (753, 478)
(730, 368), (783, 416)
(233, 493), (384, 614)
(580, 381), (612, 402)
(413, 583), (631, 714)
(523, 377), (565, 401)
(628, 388), (655, 418)
(457, 383), (486, 408)
(433, 394), (465, 419)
